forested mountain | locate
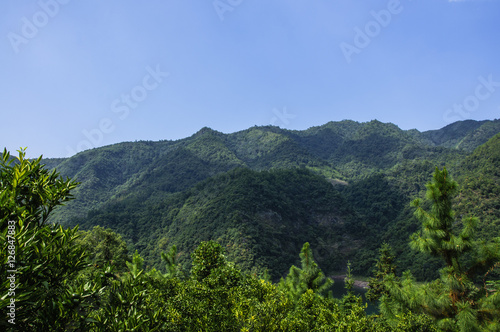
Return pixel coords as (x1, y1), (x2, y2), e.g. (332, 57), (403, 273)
(455, 132), (500, 240)
(43, 119), (500, 280)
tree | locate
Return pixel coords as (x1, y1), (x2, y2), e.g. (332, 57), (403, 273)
(410, 167), (476, 273)
(191, 240), (227, 281)
(161, 244), (184, 279)
(0, 149), (99, 331)
(382, 167), (500, 331)
(89, 250), (169, 331)
(76, 226), (130, 271)
(0, 148), (78, 228)
(280, 242), (333, 301)
(340, 260), (366, 315)
(366, 242), (396, 302)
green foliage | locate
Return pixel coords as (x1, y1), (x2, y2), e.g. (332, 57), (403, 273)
(75, 225), (129, 271)
(367, 243), (396, 302)
(280, 289), (368, 331)
(382, 167), (500, 331)
(0, 223), (96, 331)
(455, 133), (500, 244)
(280, 242), (334, 301)
(418, 119), (500, 152)
(0, 149), (91, 331)
(344, 261), (355, 293)
(161, 244), (184, 279)
(373, 309), (441, 331)
(71, 167), (354, 280)
(11, 132), (500, 330)
(37, 120), (499, 282)
(0, 150), (447, 331)
(0, 148), (78, 227)
(410, 167), (476, 271)
(89, 251), (168, 331)
(191, 240), (227, 281)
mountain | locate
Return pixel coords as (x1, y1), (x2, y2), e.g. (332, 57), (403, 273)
(70, 167), (360, 279)
(455, 133), (500, 239)
(411, 119), (500, 152)
(41, 119), (500, 280)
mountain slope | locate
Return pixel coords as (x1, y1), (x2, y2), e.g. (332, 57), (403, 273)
(414, 119), (500, 152)
(69, 167), (359, 279)
(47, 119), (495, 225)
(38, 119), (500, 280)
(456, 133), (500, 239)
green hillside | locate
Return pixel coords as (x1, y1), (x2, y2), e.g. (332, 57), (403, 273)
(6, 144), (499, 330)
(456, 133), (500, 239)
(414, 119), (500, 151)
(42, 119), (500, 280)
(68, 168), (358, 279)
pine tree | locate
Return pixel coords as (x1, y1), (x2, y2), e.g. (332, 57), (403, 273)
(341, 261), (364, 313)
(410, 167), (475, 273)
(381, 167), (500, 331)
(366, 242), (396, 302)
(280, 242), (333, 301)
(161, 244), (184, 279)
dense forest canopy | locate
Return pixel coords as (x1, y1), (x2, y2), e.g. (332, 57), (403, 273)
(1, 144), (499, 330)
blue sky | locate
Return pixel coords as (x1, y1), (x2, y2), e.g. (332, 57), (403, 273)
(1, 0), (499, 158)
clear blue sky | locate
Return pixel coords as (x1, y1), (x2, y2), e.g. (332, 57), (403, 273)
(1, 0), (499, 158)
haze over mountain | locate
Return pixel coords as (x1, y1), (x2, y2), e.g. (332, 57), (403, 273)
(43, 119), (500, 280)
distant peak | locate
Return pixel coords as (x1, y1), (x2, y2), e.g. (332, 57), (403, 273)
(193, 127), (220, 137)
